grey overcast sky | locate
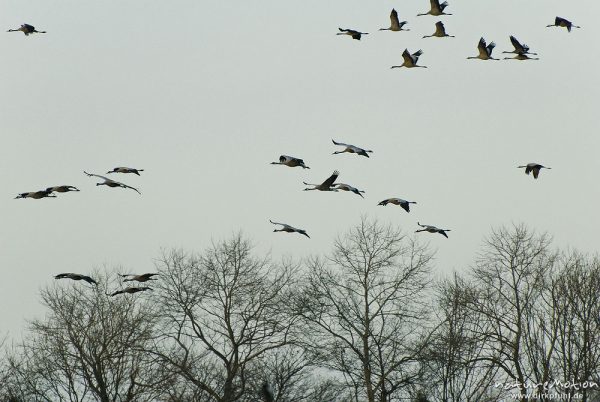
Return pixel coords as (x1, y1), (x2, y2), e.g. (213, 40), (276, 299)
(1, 0), (598, 336)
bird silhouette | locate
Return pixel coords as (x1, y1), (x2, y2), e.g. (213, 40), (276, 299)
(416, 223), (451, 238)
(423, 21), (454, 38)
(270, 220), (310, 238)
(84, 171), (141, 194)
(391, 49), (427, 68)
(379, 9), (409, 32)
(467, 37), (499, 60)
(15, 190), (56, 199)
(271, 155), (310, 169)
(503, 36), (537, 55)
(334, 183), (365, 198)
(106, 167), (144, 176)
(417, 0), (452, 17)
(518, 163), (550, 179)
(109, 287), (153, 297)
(332, 139), (373, 157)
(303, 170), (340, 191)
(337, 28), (369, 40)
(378, 198), (416, 212)
(55, 273), (97, 285)
(46, 185), (80, 193)
(121, 273), (159, 283)
(7, 24), (46, 35)
(547, 17), (580, 32)
(504, 53), (539, 61)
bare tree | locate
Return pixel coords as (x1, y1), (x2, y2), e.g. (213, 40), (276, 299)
(297, 218), (435, 402)
(152, 234), (300, 402)
(463, 224), (558, 402)
(3, 273), (163, 402)
(551, 252), (600, 402)
(422, 273), (499, 402)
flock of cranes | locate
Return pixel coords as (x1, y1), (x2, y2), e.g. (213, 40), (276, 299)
(271, 140), (452, 240)
(336, 0), (579, 69)
(268, 0), (576, 241)
(15, 168), (143, 200)
(270, 133), (553, 241)
(53, 272), (157, 296)
(7, 1), (570, 295)
(14, 167), (146, 292)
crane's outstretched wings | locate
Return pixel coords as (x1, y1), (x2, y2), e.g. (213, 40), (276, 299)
(321, 170), (340, 188)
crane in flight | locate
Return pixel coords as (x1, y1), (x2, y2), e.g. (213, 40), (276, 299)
(334, 183), (365, 198)
(121, 273), (159, 283)
(55, 273), (98, 286)
(416, 223), (451, 238)
(379, 9), (409, 32)
(378, 198), (416, 212)
(467, 37), (499, 60)
(332, 139), (373, 157)
(270, 220), (310, 238)
(271, 155), (310, 169)
(337, 28), (368, 40)
(303, 170), (340, 191)
(7, 24), (46, 35)
(503, 36), (537, 56)
(109, 287), (153, 296)
(547, 17), (580, 32)
(423, 21), (454, 38)
(84, 171), (141, 194)
(15, 190), (56, 199)
(417, 0), (452, 17)
(391, 49), (427, 69)
(46, 185), (80, 194)
(504, 53), (539, 61)
(517, 163), (550, 179)
(106, 167), (144, 176)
